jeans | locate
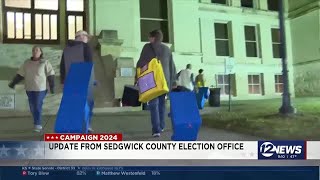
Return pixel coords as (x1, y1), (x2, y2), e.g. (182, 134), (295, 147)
(26, 90), (47, 126)
(149, 94), (166, 134)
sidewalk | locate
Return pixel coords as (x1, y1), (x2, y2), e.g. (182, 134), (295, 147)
(1, 110), (316, 166)
(3, 110), (306, 166)
(0, 110), (259, 141)
(0, 106), (142, 118)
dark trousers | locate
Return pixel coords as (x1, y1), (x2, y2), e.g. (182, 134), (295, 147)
(26, 90), (47, 126)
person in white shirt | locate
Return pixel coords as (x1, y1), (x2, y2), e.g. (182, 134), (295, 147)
(9, 46), (55, 132)
(176, 64), (195, 92)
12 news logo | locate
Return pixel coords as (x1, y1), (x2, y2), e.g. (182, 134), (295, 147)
(258, 141), (306, 160)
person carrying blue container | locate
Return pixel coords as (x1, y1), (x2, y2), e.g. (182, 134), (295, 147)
(176, 64), (195, 92)
(8, 46), (55, 132)
(59, 30), (95, 133)
(195, 69), (206, 91)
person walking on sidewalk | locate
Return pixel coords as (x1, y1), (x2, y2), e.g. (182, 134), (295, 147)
(136, 29), (177, 138)
(195, 69), (205, 91)
(9, 46), (55, 132)
(176, 64), (195, 92)
(59, 30), (96, 133)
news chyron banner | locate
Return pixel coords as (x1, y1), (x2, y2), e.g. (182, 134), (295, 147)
(0, 134), (319, 160)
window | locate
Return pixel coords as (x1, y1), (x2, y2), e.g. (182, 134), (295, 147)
(139, 0), (169, 43)
(244, 25), (259, 57)
(271, 28), (281, 58)
(248, 74), (263, 94)
(211, 0), (227, 5)
(3, 0), (59, 43)
(217, 74), (230, 95)
(214, 23), (231, 56)
(216, 74), (236, 95)
(268, 0), (279, 11)
(241, 0), (253, 8)
(275, 74), (283, 93)
(66, 0), (86, 40)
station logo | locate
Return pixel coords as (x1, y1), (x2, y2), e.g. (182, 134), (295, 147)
(258, 141), (306, 160)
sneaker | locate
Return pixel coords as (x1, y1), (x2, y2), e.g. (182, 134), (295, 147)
(152, 133), (161, 138)
(161, 129), (165, 132)
(33, 125), (42, 132)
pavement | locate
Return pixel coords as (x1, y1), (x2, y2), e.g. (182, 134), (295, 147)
(0, 110), (319, 166)
(0, 109), (258, 141)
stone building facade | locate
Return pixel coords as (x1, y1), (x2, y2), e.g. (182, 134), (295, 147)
(0, 0), (318, 112)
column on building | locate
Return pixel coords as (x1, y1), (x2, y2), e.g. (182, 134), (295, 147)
(230, 18), (247, 97)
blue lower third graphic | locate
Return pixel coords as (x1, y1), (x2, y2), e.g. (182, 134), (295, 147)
(258, 141), (306, 160)
(0, 142), (45, 160)
(0, 166), (318, 180)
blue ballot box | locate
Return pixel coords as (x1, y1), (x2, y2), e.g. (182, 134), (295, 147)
(169, 92), (202, 141)
(196, 93), (206, 110)
(199, 87), (210, 99)
(196, 87), (209, 109)
(55, 62), (94, 133)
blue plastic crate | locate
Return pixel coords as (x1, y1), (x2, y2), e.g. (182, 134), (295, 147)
(198, 87), (210, 99)
(55, 62), (94, 133)
(196, 93), (206, 110)
(169, 92), (202, 141)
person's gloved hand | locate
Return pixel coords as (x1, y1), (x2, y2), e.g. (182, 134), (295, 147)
(93, 80), (98, 86)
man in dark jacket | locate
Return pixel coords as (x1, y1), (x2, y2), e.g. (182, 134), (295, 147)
(59, 30), (95, 133)
(136, 29), (177, 137)
(60, 30), (93, 84)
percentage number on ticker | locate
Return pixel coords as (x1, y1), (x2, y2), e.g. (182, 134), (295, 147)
(151, 171), (161, 176)
(76, 171), (87, 176)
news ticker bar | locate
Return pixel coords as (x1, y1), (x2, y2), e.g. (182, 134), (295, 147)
(1, 166), (318, 180)
(0, 135), (319, 160)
